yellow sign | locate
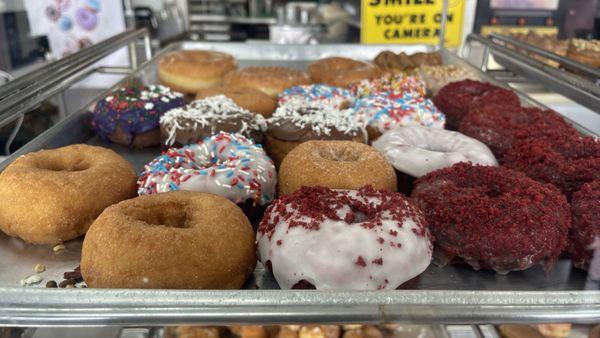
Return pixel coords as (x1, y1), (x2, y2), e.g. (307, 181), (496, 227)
(361, 0), (465, 47)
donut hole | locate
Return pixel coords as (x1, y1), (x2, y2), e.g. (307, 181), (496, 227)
(135, 203), (190, 229)
(318, 147), (360, 162)
(35, 157), (90, 172)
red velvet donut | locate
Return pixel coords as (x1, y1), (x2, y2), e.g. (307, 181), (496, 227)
(459, 105), (579, 161)
(568, 181), (600, 270)
(504, 136), (600, 199)
(411, 163), (571, 273)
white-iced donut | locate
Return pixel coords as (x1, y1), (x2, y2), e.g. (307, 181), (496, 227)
(257, 186), (432, 290)
(372, 126), (497, 178)
(137, 132), (276, 205)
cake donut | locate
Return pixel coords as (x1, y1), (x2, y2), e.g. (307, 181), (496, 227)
(567, 180), (600, 270)
(352, 93), (445, 141)
(160, 95), (267, 147)
(196, 87), (276, 118)
(277, 84), (355, 110)
(257, 186), (432, 290)
(138, 132), (276, 206)
(349, 73), (426, 98)
(372, 126), (497, 178)
(81, 191), (256, 289)
(158, 50), (238, 93)
(91, 84), (185, 148)
(265, 98), (365, 165)
(411, 163), (571, 273)
(0, 144), (137, 244)
(278, 140), (397, 195)
(223, 67), (311, 98)
(308, 57), (381, 87)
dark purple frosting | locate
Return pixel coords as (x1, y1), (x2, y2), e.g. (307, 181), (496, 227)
(91, 84), (185, 145)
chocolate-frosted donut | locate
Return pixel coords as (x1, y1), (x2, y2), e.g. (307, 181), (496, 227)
(160, 95), (267, 147)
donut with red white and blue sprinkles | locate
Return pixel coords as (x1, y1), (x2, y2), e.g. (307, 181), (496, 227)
(137, 132), (276, 206)
(91, 84), (184, 148)
(349, 73), (427, 99)
(277, 84), (355, 109)
(352, 93), (445, 141)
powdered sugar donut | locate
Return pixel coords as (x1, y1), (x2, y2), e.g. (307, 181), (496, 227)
(277, 84), (355, 109)
(372, 127), (498, 177)
(257, 186), (432, 290)
(138, 132), (276, 206)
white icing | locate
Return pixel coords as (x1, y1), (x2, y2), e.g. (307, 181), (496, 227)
(372, 126), (498, 177)
(257, 190), (432, 290)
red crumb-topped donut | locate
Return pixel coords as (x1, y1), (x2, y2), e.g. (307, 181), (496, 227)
(432, 80), (517, 129)
(568, 181), (600, 270)
(411, 163), (571, 273)
(257, 186), (432, 290)
(459, 105), (579, 161)
(504, 136), (600, 199)
(468, 87), (521, 112)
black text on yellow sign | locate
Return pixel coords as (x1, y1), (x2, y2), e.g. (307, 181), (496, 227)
(361, 0), (465, 47)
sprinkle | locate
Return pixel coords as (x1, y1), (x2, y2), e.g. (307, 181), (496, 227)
(20, 274), (42, 286)
(53, 244), (66, 253)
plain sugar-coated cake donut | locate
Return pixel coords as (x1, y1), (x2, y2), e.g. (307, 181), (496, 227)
(278, 140), (397, 195)
(0, 144), (137, 244)
(196, 86), (276, 118)
(223, 67), (311, 98)
(411, 163), (571, 273)
(308, 57), (382, 87)
(81, 191), (256, 289)
(372, 126), (497, 178)
(567, 181), (600, 270)
(158, 50), (237, 93)
(257, 186), (432, 290)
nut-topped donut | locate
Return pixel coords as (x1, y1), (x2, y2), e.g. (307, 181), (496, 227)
(0, 144), (137, 244)
(158, 50), (238, 93)
(308, 57), (381, 87)
(160, 95), (267, 147)
(223, 66), (311, 98)
(138, 132), (276, 206)
(278, 140), (397, 195)
(257, 186), (432, 290)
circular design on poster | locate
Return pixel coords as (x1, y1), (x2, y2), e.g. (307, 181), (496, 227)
(45, 6), (61, 22)
(55, 0), (71, 12)
(78, 38), (93, 49)
(85, 0), (102, 13)
(58, 15), (73, 31)
(75, 8), (98, 31)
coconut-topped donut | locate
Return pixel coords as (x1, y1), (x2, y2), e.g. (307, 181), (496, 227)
(277, 84), (355, 109)
(257, 186), (433, 290)
(160, 95), (267, 147)
(91, 84), (184, 147)
(138, 132), (276, 206)
(372, 127), (497, 177)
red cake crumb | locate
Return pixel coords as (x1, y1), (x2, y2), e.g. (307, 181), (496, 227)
(355, 256), (367, 267)
(411, 163), (571, 273)
(568, 181), (600, 270)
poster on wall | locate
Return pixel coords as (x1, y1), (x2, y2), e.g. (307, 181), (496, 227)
(361, 0), (465, 47)
(23, 0), (128, 87)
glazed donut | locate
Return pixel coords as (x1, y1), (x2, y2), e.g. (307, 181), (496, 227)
(0, 144), (137, 244)
(158, 50), (238, 93)
(138, 132), (277, 206)
(265, 99), (365, 165)
(91, 84), (185, 148)
(308, 57), (381, 87)
(196, 86), (276, 118)
(223, 67), (311, 98)
(504, 136), (600, 199)
(372, 126), (497, 178)
(411, 163), (571, 273)
(349, 73), (426, 98)
(278, 84), (355, 109)
(352, 93), (445, 141)
(278, 140), (397, 195)
(81, 190), (256, 288)
(567, 181), (600, 270)
(460, 105), (580, 161)
(257, 186), (432, 289)
(160, 95), (267, 147)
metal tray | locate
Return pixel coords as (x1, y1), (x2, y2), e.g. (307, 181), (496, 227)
(0, 42), (599, 327)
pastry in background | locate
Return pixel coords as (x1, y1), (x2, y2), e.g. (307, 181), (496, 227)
(566, 39), (600, 68)
(416, 64), (480, 95)
(373, 51), (442, 72)
(308, 57), (381, 87)
(224, 67), (311, 98)
(196, 87), (277, 118)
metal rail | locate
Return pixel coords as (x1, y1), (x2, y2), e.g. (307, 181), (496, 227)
(0, 29), (151, 130)
(464, 33), (600, 114)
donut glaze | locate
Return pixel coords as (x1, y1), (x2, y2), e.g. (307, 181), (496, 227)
(372, 126), (497, 177)
(138, 132), (276, 206)
(223, 67), (311, 98)
(308, 57), (381, 87)
(257, 186), (432, 290)
(196, 86), (276, 118)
